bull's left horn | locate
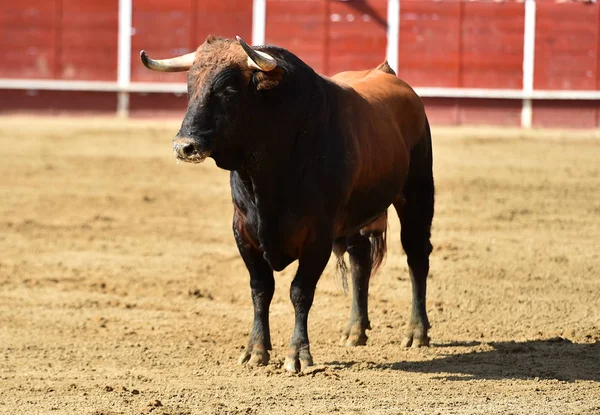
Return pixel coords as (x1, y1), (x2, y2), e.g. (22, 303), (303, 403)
(236, 36), (277, 72)
(140, 50), (196, 72)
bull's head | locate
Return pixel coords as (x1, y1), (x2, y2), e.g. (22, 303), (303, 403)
(140, 36), (288, 170)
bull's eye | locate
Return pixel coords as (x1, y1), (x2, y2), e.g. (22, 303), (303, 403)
(221, 86), (237, 96)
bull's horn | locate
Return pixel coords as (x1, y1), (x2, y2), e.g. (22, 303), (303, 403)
(140, 50), (196, 72)
(236, 36), (277, 72)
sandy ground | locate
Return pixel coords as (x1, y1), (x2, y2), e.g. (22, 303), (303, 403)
(0, 117), (599, 415)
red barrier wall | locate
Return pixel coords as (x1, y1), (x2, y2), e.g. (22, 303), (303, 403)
(1, 0), (599, 127)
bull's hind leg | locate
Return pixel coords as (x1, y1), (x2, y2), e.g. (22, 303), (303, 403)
(395, 127), (434, 348)
(234, 223), (274, 367)
(339, 234), (372, 347)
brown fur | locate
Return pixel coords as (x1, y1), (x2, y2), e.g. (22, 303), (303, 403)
(328, 62), (427, 275)
(189, 36), (284, 97)
(188, 38), (246, 99)
(325, 59), (429, 293)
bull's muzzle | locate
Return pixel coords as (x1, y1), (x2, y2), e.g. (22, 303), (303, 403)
(172, 137), (210, 164)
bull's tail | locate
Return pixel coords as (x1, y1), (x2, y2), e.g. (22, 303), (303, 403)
(370, 227), (387, 274)
(333, 242), (349, 294)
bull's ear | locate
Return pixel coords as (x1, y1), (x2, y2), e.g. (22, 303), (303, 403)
(252, 68), (285, 91)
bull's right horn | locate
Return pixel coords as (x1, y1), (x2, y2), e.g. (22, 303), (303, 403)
(140, 50), (196, 72)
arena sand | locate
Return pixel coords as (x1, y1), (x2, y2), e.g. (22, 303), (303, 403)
(0, 117), (599, 414)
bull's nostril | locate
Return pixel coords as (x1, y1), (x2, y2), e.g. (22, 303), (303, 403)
(181, 143), (195, 157)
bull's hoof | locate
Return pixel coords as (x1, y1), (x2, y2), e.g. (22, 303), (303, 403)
(340, 322), (370, 347)
(400, 333), (430, 348)
(284, 349), (313, 373)
(339, 331), (368, 347)
(237, 346), (270, 367)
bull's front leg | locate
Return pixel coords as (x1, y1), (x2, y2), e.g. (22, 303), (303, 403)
(284, 237), (332, 373)
(234, 226), (274, 367)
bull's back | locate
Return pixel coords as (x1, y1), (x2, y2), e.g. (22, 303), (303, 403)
(332, 65), (426, 149)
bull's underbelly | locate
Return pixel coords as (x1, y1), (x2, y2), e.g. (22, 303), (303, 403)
(359, 211), (388, 236)
(336, 174), (404, 238)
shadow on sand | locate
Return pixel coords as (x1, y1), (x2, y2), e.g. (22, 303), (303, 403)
(326, 338), (600, 382)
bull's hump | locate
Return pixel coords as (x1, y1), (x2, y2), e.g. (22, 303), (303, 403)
(375, 60), (396, 75)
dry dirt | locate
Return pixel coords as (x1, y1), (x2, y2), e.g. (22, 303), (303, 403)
(0, 117), (599, 415)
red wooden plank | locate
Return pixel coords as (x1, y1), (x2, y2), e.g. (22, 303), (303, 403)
(421, 97), (459, 126)
(131, 0), (193, 83)
(59, 0), (119, 81)
(597, 4), (600, 90)
(535, 2), (598, 90)
(326, 0), (387, 75)
(0, 90), (116, 115)
(129, 92), (187, 118)
(0, 1), (59, 79)
(533, 100), (598, 129)
(194, 0), (252, 46)
(458, 99), (522, 126)
(397, 0), (461, 87)
(460, 2), (524, 89)
(422, 97), (521, 127)
(266, 0), (327, 72)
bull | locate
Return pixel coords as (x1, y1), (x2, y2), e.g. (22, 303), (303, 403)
(140, 36), (434, 372)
